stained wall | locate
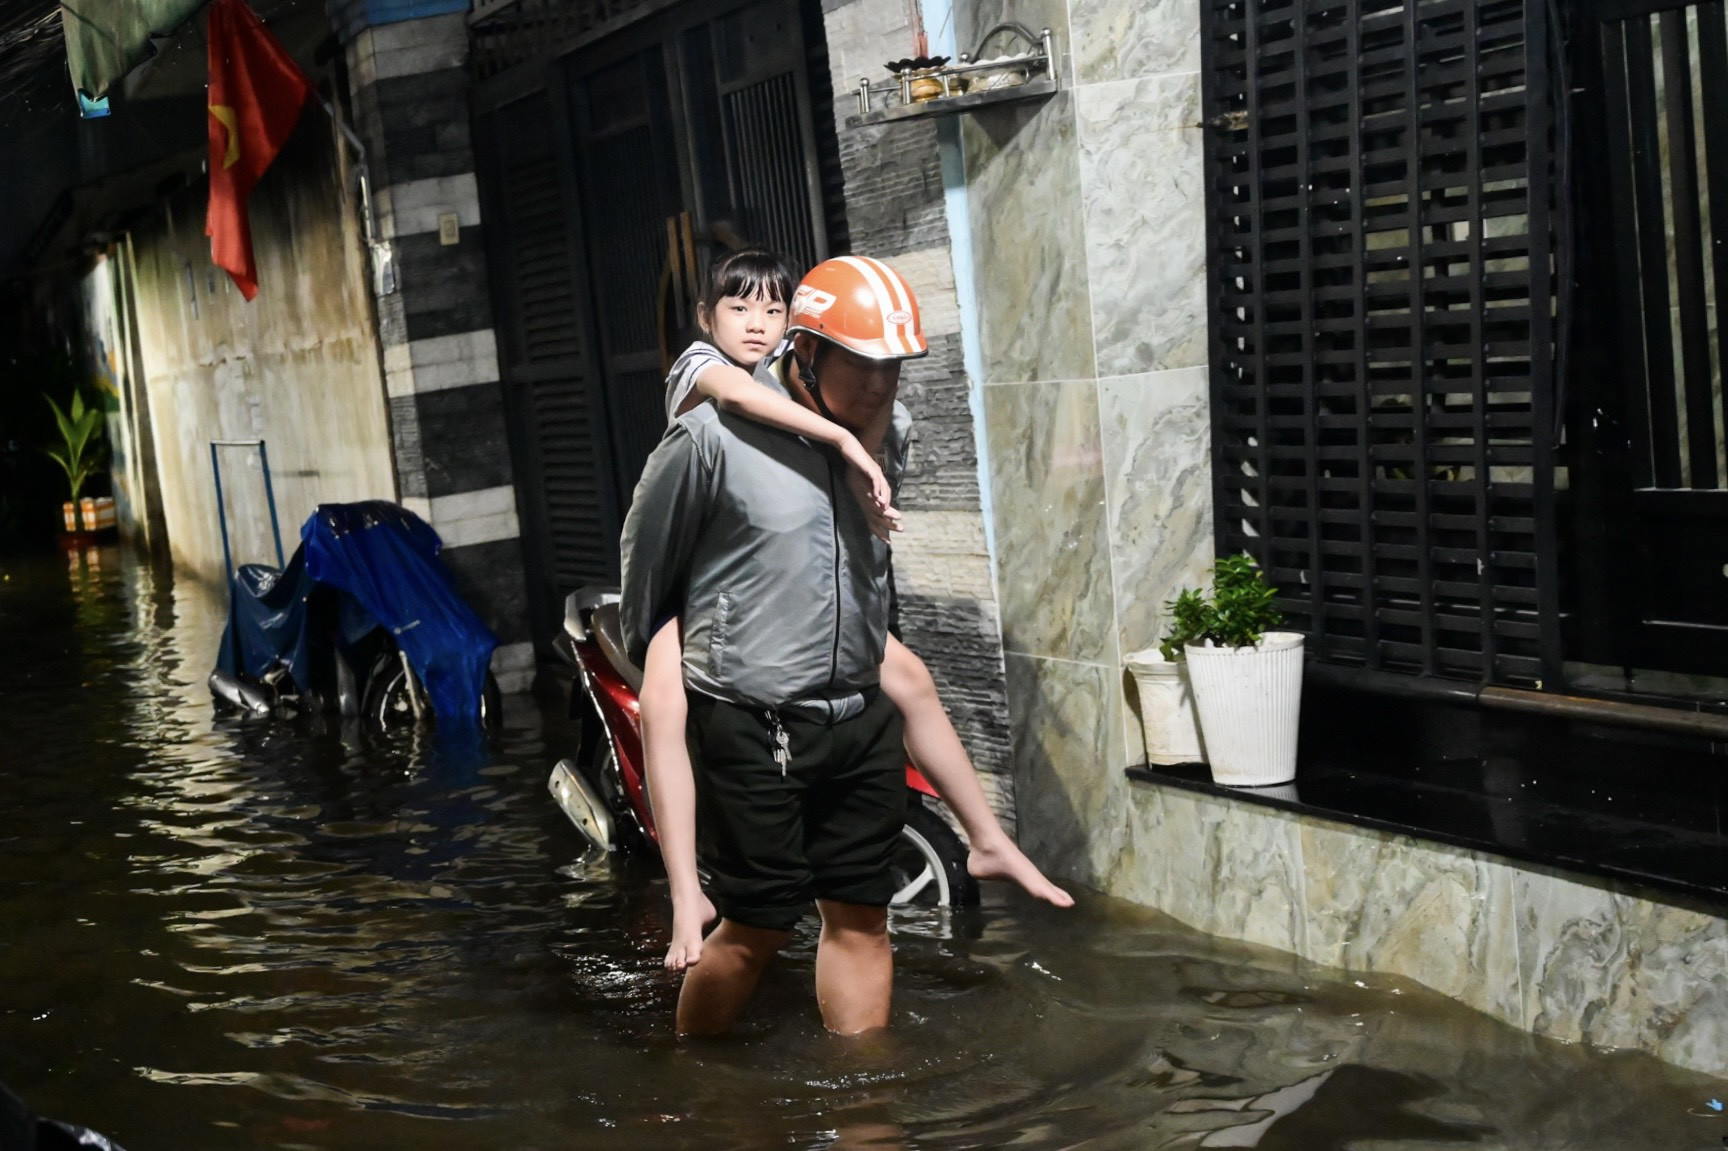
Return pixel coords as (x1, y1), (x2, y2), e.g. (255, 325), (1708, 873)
(128, 114), (396, 585)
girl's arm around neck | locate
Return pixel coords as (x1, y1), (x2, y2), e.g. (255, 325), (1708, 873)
(690, 361), (850, 447)
(691, 361), (898, 534)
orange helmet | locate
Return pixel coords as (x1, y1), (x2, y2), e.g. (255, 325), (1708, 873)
(787, 256), (928, 361)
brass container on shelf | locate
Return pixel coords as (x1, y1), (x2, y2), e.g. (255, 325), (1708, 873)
(852, 27), (1057, 123)
(885, 55), (950, 103)
(907, 71), (945, 101)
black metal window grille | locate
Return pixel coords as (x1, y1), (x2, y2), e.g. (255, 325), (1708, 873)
(1600, 1), (1728, 492)
(1201, 0), (1564, 684)
(721, 72), (820, 272)
(471, 0), (661, 79)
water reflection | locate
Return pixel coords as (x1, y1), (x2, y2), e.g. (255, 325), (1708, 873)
(0, 547), (1724, 1151)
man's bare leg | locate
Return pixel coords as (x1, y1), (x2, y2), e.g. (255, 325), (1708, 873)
(676, 919), (789, 1036)
(881, 638), (1074, 907)
(814, 900), (893, 1035)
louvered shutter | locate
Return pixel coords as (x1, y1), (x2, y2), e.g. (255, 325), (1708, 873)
(1202, 0), (1563, 685)
(479, 90), (620, 621)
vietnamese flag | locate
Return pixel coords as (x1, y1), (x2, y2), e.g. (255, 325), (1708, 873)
(205, 0), (314, 300)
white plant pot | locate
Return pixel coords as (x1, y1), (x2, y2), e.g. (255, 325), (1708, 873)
(1123, 649), (1206, 764)
(1183, 632), (1305, 787)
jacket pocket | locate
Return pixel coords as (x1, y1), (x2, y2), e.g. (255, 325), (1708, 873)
(707, 593), (733, 678)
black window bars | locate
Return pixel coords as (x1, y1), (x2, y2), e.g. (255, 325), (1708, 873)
(1201, 0), (1564, 687)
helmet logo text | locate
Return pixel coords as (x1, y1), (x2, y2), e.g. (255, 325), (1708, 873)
(792, 285), (837, 316)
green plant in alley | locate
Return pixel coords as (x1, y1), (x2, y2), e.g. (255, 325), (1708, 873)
(1158, 554), (1283, 660)
(43, 388), (105, 502)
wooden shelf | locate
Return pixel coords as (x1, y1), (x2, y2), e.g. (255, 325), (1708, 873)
(846, 76), (1059, 129)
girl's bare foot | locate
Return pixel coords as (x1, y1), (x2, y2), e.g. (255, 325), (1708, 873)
(665, 890), (718, 971)
(967, 836), (1075, 907)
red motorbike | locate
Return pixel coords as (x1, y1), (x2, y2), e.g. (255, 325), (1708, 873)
(548, 587), (978, 909)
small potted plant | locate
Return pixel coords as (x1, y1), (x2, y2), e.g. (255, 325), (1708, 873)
(1158, 554), (1304, 786)
(1122, 641), (1206, 766)
(44, 389), (105, 535)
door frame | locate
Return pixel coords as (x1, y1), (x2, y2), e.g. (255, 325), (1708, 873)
(1560, 0), (1728, 681)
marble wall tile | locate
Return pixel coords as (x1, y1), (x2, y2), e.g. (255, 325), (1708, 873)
(1516, 872), (1728, 1075)
(1076, 73), (1208, 378)
(1514, 876), (1631, 1045)
(1004, 652), (1129, 886)
(1069, 0), (1201, 85)
(1157, 788), (1306, 954)
(1109, 779), (1728, 1075)
(963, 92), (1095, 384)
(1099, 367), (1214, 660)
(1108, 782), (1169, 908)
(1301, 821), (1521, 1023)
(984, 380), (1117, 663)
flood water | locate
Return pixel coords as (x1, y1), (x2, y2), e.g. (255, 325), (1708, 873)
(2, 544), (1725, 1151)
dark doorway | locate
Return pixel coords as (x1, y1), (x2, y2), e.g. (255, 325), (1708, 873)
(566, 0), (835, 511)
(474, 0), (843, 647)
(1565, 0), (1728, 681)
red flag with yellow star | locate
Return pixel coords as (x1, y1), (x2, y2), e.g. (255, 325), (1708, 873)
(205, 0), (313, 301)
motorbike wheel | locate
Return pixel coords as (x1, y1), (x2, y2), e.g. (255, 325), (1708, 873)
(889, 802), (979, 910)
(365, 653), (503, 731)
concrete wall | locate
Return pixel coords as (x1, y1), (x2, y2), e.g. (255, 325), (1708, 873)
(77, 252), (162, 553)
(128, 113), (396, 583)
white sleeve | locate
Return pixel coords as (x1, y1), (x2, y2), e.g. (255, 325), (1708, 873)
(663, 342), (730, 423)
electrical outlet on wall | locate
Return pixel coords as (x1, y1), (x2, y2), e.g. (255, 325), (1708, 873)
(438, 213), (460, 246)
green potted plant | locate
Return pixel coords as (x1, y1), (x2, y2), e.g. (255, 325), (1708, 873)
(44, 389), (105, 534)
(1158, 554), (1303, 786)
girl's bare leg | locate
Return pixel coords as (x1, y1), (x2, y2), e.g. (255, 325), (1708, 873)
(881, 637), (1074, 907)
(641, 619), (717, 969)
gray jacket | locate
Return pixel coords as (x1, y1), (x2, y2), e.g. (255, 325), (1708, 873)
(619, 365), (912, 710)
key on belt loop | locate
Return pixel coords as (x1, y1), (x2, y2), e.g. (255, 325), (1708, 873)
(764, 708), (791, 777)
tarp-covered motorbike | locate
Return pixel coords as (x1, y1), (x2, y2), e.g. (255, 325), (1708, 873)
(208, 501), (500, 728)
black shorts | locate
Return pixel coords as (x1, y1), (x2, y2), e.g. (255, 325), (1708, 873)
(686, 689), (907, 932)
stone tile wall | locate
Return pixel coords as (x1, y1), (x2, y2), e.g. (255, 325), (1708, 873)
(818, 0), (1217, 838)
(1111, 779), (1728, 1076)
(955, 0), (1213, 791)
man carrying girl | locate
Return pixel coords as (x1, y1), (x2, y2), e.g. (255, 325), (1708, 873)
(621, 251), (1070, 1037)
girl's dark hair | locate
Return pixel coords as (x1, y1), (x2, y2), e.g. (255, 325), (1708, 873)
(699, 248), (797, 314)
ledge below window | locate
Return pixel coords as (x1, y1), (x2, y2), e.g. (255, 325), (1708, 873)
(1124, 679), (1728, 908)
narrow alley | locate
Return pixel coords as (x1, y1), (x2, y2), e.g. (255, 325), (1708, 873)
(0, 545), (1719, 1148)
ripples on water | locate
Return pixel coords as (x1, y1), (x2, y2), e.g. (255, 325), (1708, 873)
(0, 547), (1723, 1150)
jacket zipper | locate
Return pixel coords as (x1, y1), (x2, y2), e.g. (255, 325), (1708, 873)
(826, 461), (841, 689)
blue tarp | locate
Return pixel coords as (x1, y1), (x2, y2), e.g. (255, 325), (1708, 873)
(216, 502), (497, 724)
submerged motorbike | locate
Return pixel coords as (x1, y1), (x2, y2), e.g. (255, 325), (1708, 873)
(547, 587), (979, 910)
(208, 501), (502, 730)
